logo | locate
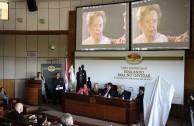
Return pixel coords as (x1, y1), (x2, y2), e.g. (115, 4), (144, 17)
(48, 66), (56, 72)
(89, 97), (96, 104)
(126, 53), (143, 64)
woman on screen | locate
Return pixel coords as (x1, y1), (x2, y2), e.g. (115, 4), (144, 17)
(82, 11), (110, 45)
(133, 4), (168, 43)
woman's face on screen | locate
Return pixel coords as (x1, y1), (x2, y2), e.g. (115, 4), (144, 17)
(89, 16), (104, 41)
(140, 10), (158, 39)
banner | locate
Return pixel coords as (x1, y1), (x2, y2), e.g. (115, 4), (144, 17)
(41, 64), (62, 99)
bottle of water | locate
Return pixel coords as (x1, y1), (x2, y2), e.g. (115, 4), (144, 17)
(130, 96), (132, 101)
(108, 94), (111, 98)
(122, 95), (125, 100)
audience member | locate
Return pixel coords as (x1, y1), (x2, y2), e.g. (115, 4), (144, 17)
(188, 91), (194, 107)
(0, 87), (8, 101)
(77, 83), (90, 95)
(35, 72), (48, 103)
(90, 83), (101, 96)
(136, 86), (145, 112)
(61, 113), (77, 126)
(7, 103), (26, 122)
(102, 82), (116, 98)
(52, 72), (64, 105)
(117, 85), (131, 99)
(37, 113), (51, 126)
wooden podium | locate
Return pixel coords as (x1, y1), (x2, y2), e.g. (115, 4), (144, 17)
(25, 80), (42, 105)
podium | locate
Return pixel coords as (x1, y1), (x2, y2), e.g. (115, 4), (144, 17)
(25, 80), (42, 105)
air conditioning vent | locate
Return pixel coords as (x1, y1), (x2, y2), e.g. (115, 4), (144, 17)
(27, 52), (37, 57)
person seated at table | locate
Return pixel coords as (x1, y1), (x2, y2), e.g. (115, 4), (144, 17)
(77, 83), (90, 95)
(102, 82), (116, 98)
(37, 113), (51, 126)
(7, 102), (26, 123)
(61, 113), (78, 126)
(117, 85), (131, 99)
(90, 83), (101, 96)
(0, 87), (8, 101)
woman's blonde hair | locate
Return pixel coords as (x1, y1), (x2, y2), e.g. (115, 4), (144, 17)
(136, 4), (161, 24)
(86, 11), (106, 27)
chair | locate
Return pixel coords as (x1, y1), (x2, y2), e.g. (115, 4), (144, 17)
(8, 98), (20, 110)
(0, 99), (8, 111)
(126, 91), (131, 99)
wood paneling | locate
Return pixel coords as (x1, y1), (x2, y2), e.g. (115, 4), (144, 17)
(185, 58), (194, 89)
(68, 11), (76, 67)
(25, 80), (42, 105)
(0, 80), (3, 87)
(3, 80), (15, 98)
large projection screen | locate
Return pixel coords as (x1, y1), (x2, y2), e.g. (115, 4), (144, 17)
(76, 2), (129, 51)
(131, 0), (190, 50)
(75, 51), (185, 105)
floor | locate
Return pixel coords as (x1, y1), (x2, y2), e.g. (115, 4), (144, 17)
(25, 102), (193, 126)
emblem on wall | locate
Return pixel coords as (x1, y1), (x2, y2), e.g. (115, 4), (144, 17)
(48, 66), (56, 72)
(125, 53), (143, 64)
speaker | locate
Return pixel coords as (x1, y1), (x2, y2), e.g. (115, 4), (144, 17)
(27, 0), (38, 12)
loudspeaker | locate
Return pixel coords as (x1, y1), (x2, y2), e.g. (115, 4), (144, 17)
(27, 0), (38, 12)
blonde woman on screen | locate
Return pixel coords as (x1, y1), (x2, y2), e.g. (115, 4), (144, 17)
(133, 4), (168, 43)
(82, 11), (110, 45)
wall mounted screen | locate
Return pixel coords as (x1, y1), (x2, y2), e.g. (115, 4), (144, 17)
(76, 2), (129, 51)
(131, 0), (190, 50)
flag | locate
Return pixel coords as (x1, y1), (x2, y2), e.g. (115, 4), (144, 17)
(64, 56), (69, 91)
(69, 64), (76, 91)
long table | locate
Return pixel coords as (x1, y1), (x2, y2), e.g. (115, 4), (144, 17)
(63, 92), (140, 125)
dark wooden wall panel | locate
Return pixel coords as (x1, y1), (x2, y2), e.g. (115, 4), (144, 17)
(0, 80), (3, 87)
(3, 80), (15, 98)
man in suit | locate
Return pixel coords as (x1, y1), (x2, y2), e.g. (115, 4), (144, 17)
(136, 86), (145, 112)
(7, 103), (26, 122)
(52, 72), (64, 105)
(118, 85), (131, 99)
(102, 83), (116, 98)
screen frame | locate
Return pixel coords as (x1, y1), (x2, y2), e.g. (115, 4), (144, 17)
(76, 2), (130, 51)
(130, 0), (191, 51)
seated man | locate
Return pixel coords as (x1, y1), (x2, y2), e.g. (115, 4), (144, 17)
(102, 83), (116, 98)
(7, 102), (26, 122)
(118, 85), (131, 99)
(61, 113), (78, 126)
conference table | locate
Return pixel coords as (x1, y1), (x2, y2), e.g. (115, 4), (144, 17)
(63, 92), (140, 125)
